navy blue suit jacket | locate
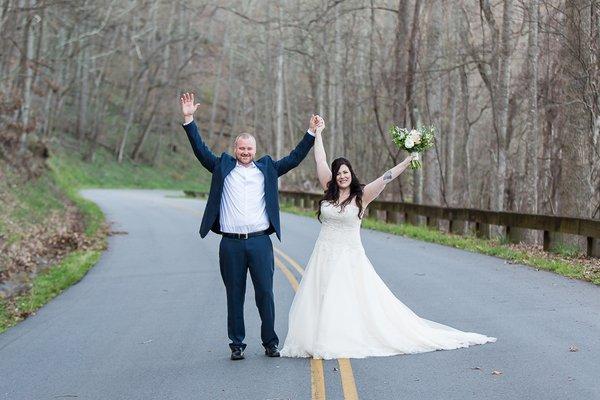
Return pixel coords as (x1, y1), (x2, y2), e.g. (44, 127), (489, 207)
(182, 121), (315, 240)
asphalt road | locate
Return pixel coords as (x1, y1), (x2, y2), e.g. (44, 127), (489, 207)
(1, 189), (599, 400)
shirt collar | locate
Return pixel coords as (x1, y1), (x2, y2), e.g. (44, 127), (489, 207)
(236, 160), (256, 168)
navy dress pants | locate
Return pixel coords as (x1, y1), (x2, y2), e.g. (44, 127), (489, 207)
(218, 234), (279, 351)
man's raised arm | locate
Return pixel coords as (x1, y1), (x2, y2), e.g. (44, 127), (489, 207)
(273, 115), (318, 177)
(180, 92), (218, 173)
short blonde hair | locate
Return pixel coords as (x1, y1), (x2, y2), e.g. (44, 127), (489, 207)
(233, 133), (256, 148)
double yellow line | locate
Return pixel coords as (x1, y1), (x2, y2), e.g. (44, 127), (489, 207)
(162, 198), (359, 399)
(274, 247), (359, 400)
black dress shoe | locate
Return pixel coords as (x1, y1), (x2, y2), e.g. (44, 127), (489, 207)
(230, 348), (245, 360)
(265, 346), (280, 357)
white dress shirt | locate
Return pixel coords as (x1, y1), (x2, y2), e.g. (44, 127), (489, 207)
(220, 161), (271, 234)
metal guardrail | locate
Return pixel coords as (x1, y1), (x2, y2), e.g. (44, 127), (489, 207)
(184, 189), (600, 257)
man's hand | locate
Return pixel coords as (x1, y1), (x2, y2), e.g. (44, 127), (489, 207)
(314, 115), (325, 135)
(180, 92), (200, 124)
(309, 114), (325, 135)
(308, 114), (319, 133)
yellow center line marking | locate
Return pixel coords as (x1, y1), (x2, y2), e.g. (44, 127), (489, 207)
(274, 246), (304, 276)
(310, 358), (327, 400)
(275, 247), (360, 400)
(338, 358), (360, 400)
(274, 257), (299, 291)
(274, 256), (326, 400)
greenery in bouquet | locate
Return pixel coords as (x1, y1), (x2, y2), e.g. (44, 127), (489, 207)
(389, 125), (435, 169)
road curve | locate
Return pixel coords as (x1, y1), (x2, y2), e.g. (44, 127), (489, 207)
(0, 189), (598, 400)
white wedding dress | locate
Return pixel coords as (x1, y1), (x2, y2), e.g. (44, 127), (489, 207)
(280, 201), (496, 359)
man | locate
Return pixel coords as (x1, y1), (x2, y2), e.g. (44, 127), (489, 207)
(179, 92), (318, 360)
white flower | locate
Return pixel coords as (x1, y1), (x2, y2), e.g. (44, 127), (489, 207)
(405, 137), (415, 149)
(407, 129), (420, 143)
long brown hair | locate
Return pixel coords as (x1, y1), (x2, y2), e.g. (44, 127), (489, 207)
(317, 157), (364, 222)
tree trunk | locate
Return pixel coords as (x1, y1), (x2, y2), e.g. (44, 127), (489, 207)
(525, 0), (539, 215)
(18, 0), (37, 154)
(209, 27), (229, 139)
(392, 0), (410, 125)
(492, 0), (514, 212)
(275, 5), (284, 160)
(423, 0), (443, 206)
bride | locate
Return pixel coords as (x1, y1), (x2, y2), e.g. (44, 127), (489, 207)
(280, 115), (496, 360)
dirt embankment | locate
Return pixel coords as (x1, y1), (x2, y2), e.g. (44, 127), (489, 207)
(0, 155), (104, 301)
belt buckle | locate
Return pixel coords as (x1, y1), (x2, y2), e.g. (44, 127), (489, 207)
(241, 232), (248, 240)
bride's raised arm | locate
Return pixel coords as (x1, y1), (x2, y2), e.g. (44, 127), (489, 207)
(362, 155), (415, 206)
(312, 115), (331, 191)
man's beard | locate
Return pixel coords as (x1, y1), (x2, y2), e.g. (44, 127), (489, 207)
(237, 155), (253, 164)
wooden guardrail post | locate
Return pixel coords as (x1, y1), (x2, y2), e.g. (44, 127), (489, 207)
(543, 230), (551, 251)
(426, 216), (438, 229)
(449, 220), (467, 235)
(476, 222), (491, 239)
(587, 237), (600, 257)
(386, 210), (400, 224)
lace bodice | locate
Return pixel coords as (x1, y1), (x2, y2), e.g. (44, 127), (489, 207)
(319, 201), (362, 231)
(317, 201), (364, 249)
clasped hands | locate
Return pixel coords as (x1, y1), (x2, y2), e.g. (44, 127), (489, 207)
(309, 115), (325, 135)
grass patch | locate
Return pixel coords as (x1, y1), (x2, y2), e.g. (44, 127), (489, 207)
(550, 243), (582, 258)
(0, 169), (67, 245)
(48, 158), (106, 237)
(0, 302), (9, 331)
(0, 250), (102, 333)
(280, 203), (599, 286)
(48, 144), (209, 192)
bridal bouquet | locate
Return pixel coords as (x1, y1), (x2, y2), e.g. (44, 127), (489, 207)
(389, 125), (435, 169)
